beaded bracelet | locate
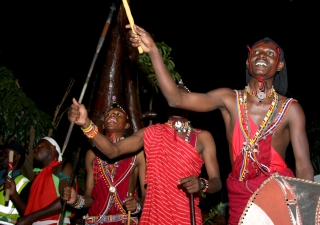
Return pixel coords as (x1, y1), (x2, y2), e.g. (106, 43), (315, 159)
(81, 120), (98, 138)
(199, 178), (209, 193)
(131, 202), (142, 215)
(71, 195), (85, 209)
(70, 195), (81, 208)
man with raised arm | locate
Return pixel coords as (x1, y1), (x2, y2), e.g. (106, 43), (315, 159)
(62, 97), (146, 225)
(68, 82), (222, 225)
(125, 24), (314, 224)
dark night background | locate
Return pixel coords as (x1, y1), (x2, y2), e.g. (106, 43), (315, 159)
(0, 0), (318, 204)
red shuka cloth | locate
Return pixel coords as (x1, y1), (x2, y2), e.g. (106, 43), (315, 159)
(140, 123), (204, 225)
(227, 92), (295, 225)
(24, 159), (62, 223)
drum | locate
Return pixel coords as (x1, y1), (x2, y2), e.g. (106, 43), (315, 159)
(239, 173), (320, 225)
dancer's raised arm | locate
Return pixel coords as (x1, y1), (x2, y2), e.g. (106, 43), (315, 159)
(68, 98), (145, 159)
(126, 24), (232, 113)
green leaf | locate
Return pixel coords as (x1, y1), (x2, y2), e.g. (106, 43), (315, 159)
(138, 41), (183, 94)
(0, 66), (54, 147)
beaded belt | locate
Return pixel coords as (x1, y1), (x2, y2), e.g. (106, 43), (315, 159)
(84, 214), (138, 224)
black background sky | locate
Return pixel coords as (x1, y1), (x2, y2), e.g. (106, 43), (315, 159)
(0, 1), (318, 189)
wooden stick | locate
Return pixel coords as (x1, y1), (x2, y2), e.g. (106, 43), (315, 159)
(127, 193), (132, 225)
(58, 146), (81, 225)
(61, 2), (118, 155)
(5, 150), (14, 206)
(122, 0), (143, 54)
(190, 193), (196, 225)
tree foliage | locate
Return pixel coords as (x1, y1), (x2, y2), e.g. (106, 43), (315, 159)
(0, 66), (54, 149)
(138, 42), (181, 94)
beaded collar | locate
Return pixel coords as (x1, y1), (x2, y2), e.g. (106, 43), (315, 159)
(238, 89), (279, 181)
(167, 117), (192, 143)
(104, 135), (125, 181)
(245, 85), (275, 102)
(107, 132), (125, 143)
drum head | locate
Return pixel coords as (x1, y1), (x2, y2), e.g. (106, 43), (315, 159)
(239, 173), (320, 225)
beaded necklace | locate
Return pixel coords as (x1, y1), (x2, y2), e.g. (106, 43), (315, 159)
(167, 118), (192, 143)
(105, 136), (124, 181)
(245, 85), (275, 102)
(238, 89), (279, 181)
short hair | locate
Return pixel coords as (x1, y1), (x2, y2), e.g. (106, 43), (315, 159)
(5, 140), (26, 168)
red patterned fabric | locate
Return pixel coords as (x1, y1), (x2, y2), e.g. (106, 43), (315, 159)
(140, 123), (204, 225)
(87, 155), (136, 225)
(24, 159), (62, 223)
(227, 92), (295, 225)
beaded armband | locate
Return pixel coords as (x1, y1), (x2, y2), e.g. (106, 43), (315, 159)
(81, 120), (98, 138)
(71, 195), (85, 209)
(199, 178), (209, 193)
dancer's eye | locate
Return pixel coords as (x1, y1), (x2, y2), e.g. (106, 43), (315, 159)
(268, 51), (275, 56)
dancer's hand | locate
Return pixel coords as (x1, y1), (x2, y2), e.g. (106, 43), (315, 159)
(126, 24), (157, 53)
(68, 98), (91, 127)
(62, 187), (77, 205)
(179, 175), (202, 194)
(123, 195), (138, 212)
(4, 177), (16, 195)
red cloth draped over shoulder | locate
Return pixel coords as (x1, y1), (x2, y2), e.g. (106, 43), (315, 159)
(24, 159), (62, 221)
(140, 123), (203, 225)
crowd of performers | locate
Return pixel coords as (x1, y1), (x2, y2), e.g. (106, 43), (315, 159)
(1, 23), (316, 225)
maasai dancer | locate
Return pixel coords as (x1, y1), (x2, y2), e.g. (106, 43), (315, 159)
(62, 97), (146, 225)
(1, 141), (30, 222)
(6, 137), (75, 225)
(67, 81), (222, 225)
(125, 25), (314, 224)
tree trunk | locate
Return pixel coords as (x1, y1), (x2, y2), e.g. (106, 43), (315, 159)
(90, 2), (126, 129)
(90, 0), (143, 133)
(123, 28), (144, 133)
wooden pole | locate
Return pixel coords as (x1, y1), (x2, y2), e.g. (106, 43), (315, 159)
(61, 2), (118, 155)
(190, 193), (196, 225)
(122, 0), (143, 54)
(127, 193), (132, 225)
(58, 147), (81, 225)
(5, 150), (14, 206)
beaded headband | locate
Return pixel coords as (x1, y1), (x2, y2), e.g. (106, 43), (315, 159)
(245, 37), (288, 96)
(104, 95), (129, 120)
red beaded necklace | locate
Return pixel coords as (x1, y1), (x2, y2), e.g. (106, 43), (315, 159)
(105, 134), (124, 181)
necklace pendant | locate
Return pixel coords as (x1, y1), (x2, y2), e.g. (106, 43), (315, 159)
(257, 92), (266, 101)
(175, 121), (182, 128)
(109, 186), (116, 193)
